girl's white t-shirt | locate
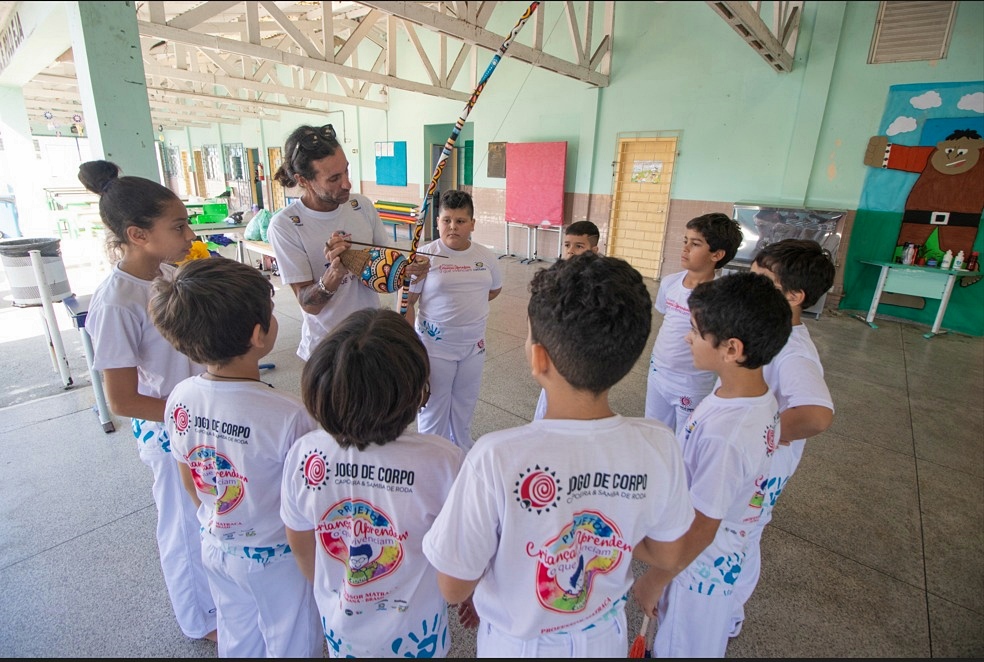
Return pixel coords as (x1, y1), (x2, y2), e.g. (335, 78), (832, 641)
(88, 263), (202, 400)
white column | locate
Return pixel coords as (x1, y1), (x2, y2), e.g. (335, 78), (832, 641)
(66, 2), (159, 182)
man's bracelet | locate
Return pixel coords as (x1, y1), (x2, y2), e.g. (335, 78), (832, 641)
(317, 273), (336, 298)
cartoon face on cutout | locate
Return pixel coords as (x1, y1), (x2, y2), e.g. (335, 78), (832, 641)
(930, 134), (984, 176)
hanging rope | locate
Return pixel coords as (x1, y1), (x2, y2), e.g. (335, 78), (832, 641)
(400, 1), (541, 315)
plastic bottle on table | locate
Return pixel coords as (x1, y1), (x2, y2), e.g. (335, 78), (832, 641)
(967, 251), (980, 272)
(953, 250), (965, 270)
(940, 249), (954, 270)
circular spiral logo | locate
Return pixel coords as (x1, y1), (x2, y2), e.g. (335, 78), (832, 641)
(171, 405), (190, 434)
(514, 465), (561, 514)
(764, 426), (777, 455)
(302, 451), (329, 489)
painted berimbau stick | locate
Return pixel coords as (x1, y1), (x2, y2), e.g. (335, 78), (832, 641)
(331, 239), (447, 258)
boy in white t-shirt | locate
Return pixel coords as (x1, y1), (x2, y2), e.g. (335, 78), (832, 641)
(404, 190), (503, 451)
(533, 220), (601, 421)
(150, 257), (322, 658)
(281, 308), (466, 658)
(729, 239), (836, 636)
(634, 271), (792, 658)
(423, 254), (696, 657)
(645, 213), (743, 436)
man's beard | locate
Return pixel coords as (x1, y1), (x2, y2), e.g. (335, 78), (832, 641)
(317, 189), (349, 206)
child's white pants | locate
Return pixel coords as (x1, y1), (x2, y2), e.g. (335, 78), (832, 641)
(644, 369), (713, 438)
(654, 577), (733, 658)
(417, 346), (485, 452)
(476, 608), (627, 657)
(202, 543), (322, 658)
(143, 445), (217, 639)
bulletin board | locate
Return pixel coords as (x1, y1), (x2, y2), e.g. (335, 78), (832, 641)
(375, 141), (407, 186)
(488, 142), (507, 178)
(505, 141), (567, 226)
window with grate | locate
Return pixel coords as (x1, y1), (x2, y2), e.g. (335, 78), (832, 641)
(202, 144), (222, 181)
(161, 144), (180, 179)
(868, 1), (957, 64)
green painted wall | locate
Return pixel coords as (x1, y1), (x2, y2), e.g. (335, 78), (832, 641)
(810, 1), (984, 209)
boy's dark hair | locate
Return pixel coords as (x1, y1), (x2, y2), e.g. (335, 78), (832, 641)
(528, 254), (651, 393)
(78, 160), (181, 260)
(274, 124), (343, 188)
(302, 308), (428, 451)
(686, 213), (743, 269)
(439, 189), (474, 217)
(565, 221), (600, 246)
(149, 257), (274, 366)
(753, 239), (835, 309)
(688, 272), (791, 370)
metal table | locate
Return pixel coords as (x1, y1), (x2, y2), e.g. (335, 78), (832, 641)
(858, 260), (965, 339)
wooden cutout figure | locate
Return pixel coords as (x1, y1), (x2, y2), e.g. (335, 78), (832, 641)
(863, 129), (984, 262)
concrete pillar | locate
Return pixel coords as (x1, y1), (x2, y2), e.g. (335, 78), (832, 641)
(66, 1), (159, 182)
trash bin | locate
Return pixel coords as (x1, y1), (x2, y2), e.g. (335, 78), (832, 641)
(0, 194), (20, 238)
(0, 237), (73, 306)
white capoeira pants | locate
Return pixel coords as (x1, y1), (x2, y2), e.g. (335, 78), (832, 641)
(417, 343), (485, 452)
(140, 425), (217, 640)
(476, 608), (627, 658)
(202, 543), (322, 658)
(644, 368), (715, 438)
(654, 577), (734, 658)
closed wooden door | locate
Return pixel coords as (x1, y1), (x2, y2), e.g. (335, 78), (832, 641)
(268, 147), (285, 211)
(193, 150), (206, 198)
(607, 136), (678, 279)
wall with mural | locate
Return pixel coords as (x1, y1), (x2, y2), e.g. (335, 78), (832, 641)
(839, 81), (983, 335)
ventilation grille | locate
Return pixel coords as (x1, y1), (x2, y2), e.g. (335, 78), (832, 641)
(869, 1), (957, 64)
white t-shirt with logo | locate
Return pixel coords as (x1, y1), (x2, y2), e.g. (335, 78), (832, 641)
(674, 389), (779, 595)
(409, 239), (502, 360)
(422, 415), (695, 640)
(649, 270), (716, 393)
(267, 195), (391, 360)
(761, 324), (833, 515)
(87, 263), (203, 456)
(166, 376), (318, 556)
(281, 429), (465, 658)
